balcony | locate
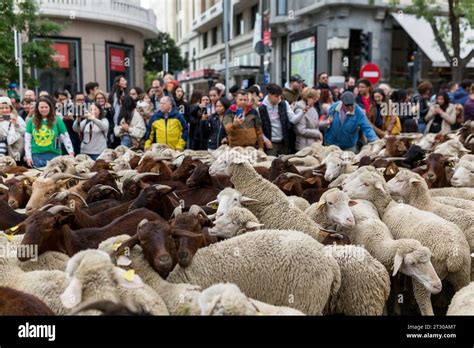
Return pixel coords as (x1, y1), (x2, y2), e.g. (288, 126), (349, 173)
(37, 0), (158, 38)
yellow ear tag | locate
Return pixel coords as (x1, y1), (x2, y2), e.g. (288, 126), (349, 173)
(9, 225), (19, 233)
(316, 201), (325, 209)
(123, 269), (135, 282)
(210, 203), (219, 210)
(6, 234), (14, 242)
(112, 242), (122, 251)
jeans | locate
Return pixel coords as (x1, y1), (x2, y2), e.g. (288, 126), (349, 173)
(417, 121), (426, 134)
(32, 152), (57, 168)
(265, 142), (288, 156)
(86, 154), (100, 160)
(121, 134), (132, 148)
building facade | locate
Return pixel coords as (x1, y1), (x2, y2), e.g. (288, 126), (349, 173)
(35, 0), (158, 95)
(164, 0), (473, 93)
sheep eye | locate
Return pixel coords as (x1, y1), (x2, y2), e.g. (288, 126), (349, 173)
(328, 202), (333, 206)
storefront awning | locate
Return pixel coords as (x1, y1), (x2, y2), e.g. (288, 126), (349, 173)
(391, 13), (474, 68)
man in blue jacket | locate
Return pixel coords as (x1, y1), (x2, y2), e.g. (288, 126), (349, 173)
(452, 79), (473, 105)
(323, 91), (378, 152)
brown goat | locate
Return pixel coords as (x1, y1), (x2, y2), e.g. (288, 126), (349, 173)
(385, 136), (408, 157)
(170, 156), (200, 182)
(5, 176), (33, 209)
(0, 199), (27, 230)
(85, 184), (122, 203)
(170, 206), (216, 267)
(19, 206), (161, 259)
(114, 218), (177, 278)
(128, 185), (177, 220)
(269, 156), (301, 181)
(90, 159), (113, 172)
(0, 287), (55, 315)
(0, 183), (9, 203)
(186, 162), (232, 189)
(424, 153), (452, 188)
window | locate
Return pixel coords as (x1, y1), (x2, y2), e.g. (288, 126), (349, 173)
(34, 37), (82, 95)
(277, 0), (287, 16)
(251, 4), (258, 30)
(105, 42), (134, 92)
(235, 13), (244, 36)
(203, 32), (208, 49)
(212, 27), (218, 46)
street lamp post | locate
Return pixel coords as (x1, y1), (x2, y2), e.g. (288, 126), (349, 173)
(223, 0), (230, 96)
(14, 29), (24, 99)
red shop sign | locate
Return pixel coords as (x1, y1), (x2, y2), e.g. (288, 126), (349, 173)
(51, 43), (70, 69)
(110, 48), (126, 72)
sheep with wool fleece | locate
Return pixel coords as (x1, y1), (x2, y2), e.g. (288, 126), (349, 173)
(447, 282), (474, 315)
(208, 202), (389, 316)
(433, 139), (470, 159)
(0, 254), (69, 314)
(99, 235), (303, 315)
(288, 195), (311, 211)
(451, 159), (474, 187)
(208, 150), (324, 242)
(387, 170), (474, 257)
(342, 171), (471, 315)
(167, 229), (341, 315)
(305, 191), (442, 315)
(428, 187), (474, 200)
(60, 249), (169, 315)
(431, 196), (474, 211)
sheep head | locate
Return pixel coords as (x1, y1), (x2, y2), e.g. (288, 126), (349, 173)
(206, 188), (258, 220)
(208, 207), (263, 239)
(315, 189), (356, 228)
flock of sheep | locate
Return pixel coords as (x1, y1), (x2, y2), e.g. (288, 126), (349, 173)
(0, 120), (473, 316)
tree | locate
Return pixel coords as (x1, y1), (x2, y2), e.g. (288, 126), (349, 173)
(403, 0), (474, 82)
(0, 0), (62, 88)
(143, 32), (188, 76)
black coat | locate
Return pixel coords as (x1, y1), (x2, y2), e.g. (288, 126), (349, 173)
(202, 113), (226, 150)
(258, 101), (293, 153)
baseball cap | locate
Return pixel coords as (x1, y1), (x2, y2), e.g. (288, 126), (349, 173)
(341, 91), (355, 106)
(290, 74), (305, 83)
(0, 96), (13, 107)
(8, 83), (17, 89)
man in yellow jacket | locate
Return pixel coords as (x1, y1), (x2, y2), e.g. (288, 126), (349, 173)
(144, 96), (188, 150)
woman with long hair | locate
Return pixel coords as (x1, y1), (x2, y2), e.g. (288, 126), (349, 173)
(174, 86), (190, 123)
(94, 90), (115, 148)
(368, 88), (401, 137)
(73, 102), (109, 160)
(201, 97), (230, 151)
(113, 95), (146, 149)
(424, 91), (456, 134)
(24, 96), (74, 167)
(108, 75), (128, 134)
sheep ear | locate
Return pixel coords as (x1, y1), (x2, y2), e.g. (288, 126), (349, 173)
(374, 182), (387, 194)
(409, 177), (422, 185)
(392, 253), (403, 276)
(60, 277), (82, 309)
(348, 200), (358, 207)
(113, 268), (144, 289)
(245, 221), (264, 231)
(206, 199), (219, 209)
(317, 199), (326, 210)
(240, 196), (258, 206)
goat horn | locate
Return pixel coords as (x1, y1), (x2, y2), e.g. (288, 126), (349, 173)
(38, 204), (54, 211)
(284, 173), (306, 179)
(189, 205), (208, 218)
(0, 184), (9, 191)
(152, 184), (172, 192)
(96, 185), (121, 195)
(383, 157), (406, 162)
(50, 191), (69, 200)
(171, 205), (183, 218)
(66, 191), (89, 207)
(132, 173), (161, 182)
(51, 173), (87, 181)
(47, 205), (74, 215)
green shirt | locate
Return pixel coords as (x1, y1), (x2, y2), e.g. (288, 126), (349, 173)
(26, 117), (68, 155)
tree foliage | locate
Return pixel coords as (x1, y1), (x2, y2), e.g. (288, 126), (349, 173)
(143, 31), (188, 76)
(405, 0), (474, 81)
(0, 0), (62, 88)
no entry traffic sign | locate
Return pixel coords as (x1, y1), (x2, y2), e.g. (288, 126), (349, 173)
(360, 63), (381, 85)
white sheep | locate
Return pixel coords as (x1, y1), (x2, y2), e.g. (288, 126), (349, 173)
(60, 249), (169, 315)
(387, 170), (474, 269)
(305, 191), (442, 315)
(206, 187), (258, 220)
(167, 229), (341, 315)
(342, 170), (471, 315)
(432, 196), (474, 211)
(208, 151), (324, 242)
(447, 282), (474, 315)
(433, 139), (470, 159)
(429, 187), (474, 200)
(198, 283), (304, 316)
(288, 196), (311, 211)
(99, 235), (303, 316)
(0, 253), (69, 314)
(451, 158), (474, 187)
(208, 207), (263, 239)
(323, 244), (391, 315)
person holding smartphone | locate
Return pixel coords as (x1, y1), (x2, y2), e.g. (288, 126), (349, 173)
(0, 97), (23, 159)
(73, 103), (109, 160)
(223, 90), (264, 150)
(424, 92), (456, 134)
(189, 94), (211, 150)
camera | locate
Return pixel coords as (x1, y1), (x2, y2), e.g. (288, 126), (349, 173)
(1, 114), (11, 121)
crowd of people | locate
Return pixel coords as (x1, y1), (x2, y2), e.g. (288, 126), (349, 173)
(1, 73), (473, 167)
